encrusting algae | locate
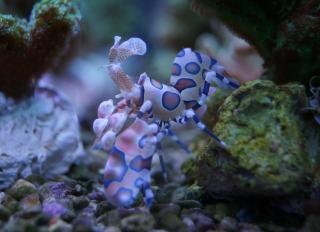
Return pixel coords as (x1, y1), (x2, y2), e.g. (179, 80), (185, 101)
(185, 80), (318, 197)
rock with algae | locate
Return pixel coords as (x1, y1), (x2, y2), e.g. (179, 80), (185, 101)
(0, 0), (81, 98)
(192, 0), (320, 86)
(185, 80), (318, 197)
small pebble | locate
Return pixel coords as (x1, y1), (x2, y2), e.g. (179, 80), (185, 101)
(187, 209), (215, 231)
(104, 226), (121, 232)
(73, 184), (84, 196)
(120, 213), (155, 232)
(0, 192), (5, 203)
(239, 223), (262, 232)
(19, 193), (42, 218)
(20, 193), (41, 212)
(157, 204), (185, 231)
(97, 213), (109, 226)
(0, 205), (10, 221)
(182, 216), (196, 231)
(39, 182), (72, 200)
(88, 190), (106, 202)
(72, 213), (96, 232)
(42, 197), (75, 222)
(35, 214), (51, 226)
(49, 219), (72, 232)
(97, 210), (120, 227)
(1, 194), (20, 213)
(72, 196), (89, 210)
(95, 201), (113, 217)
(219, 217), (238, 231)
(7, 179), (37, 200)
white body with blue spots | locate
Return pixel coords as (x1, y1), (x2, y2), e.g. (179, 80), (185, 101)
(94, 36), (240, 208)
(103, 118), (157, 208)
(138, 73), (185, 121)
(170, 48), (239, 110)
(171, 48), (220, 101)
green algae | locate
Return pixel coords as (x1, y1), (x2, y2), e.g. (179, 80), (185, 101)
(216, 81), (308, 181)
(187, 80), (317, 197)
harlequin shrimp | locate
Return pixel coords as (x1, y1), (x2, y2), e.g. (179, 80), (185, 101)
(93, 36), (240, 208)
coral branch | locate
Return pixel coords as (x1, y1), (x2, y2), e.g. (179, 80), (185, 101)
(0, 0), (81, 98)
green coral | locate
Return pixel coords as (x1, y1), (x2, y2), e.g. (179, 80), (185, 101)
(187, 80), (317, 197)
(192, 0), (320, 86)
(0, 0), (80, 98)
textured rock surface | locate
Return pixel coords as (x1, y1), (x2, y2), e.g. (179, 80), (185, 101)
(0, 84), (84, 189)
(7, 179), (37, 200)
(185, 80), (317, 197)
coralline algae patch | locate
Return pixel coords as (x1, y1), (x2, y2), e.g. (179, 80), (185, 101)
(188, 80), (316, 197)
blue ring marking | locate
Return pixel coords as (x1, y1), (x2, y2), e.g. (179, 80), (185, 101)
(202, 69), (207, 80)
(193, 115), (200, 123)
(176, 49), (185, 57)
(138, 75), (146, 85)
(185, 62), (201, 75)
(171, 63), (182, 76)
(167, 128), (191, 153)
(184, 100), (197, 109)
(229, 81), (240, 89)
(216, 73), (224, 81)
(203, 127), (222, 143)
(104, 146), (128, 188)
(135, 177), (144, 188)
(143, 181), (151, 189)
(209, 57), (217, 70)
(138, 135), (148, 149)
(163, 121), (170, 129)
(137, 111), (144, 118)
(174, 78), (197, 92)
(194, 51), (203, 64)
(129, 155), (153, 172)
(192, 103), (202, 111)
(144, 196), (153, 208)
(114, 187), (134, 208)
(159, 121), (163, 128)
(203, 81), (210, 95)
(136, 86), (145, 107)
(141, 181), (153, 207)
(162, 91), (181, 111)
